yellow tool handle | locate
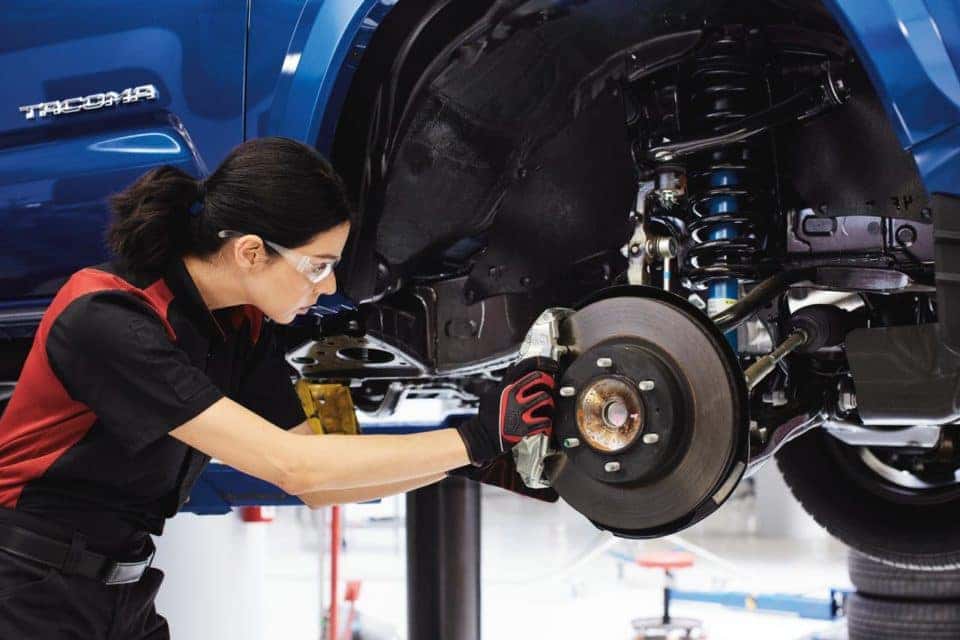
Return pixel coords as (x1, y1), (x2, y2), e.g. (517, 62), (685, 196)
(294, 379), (360, 435)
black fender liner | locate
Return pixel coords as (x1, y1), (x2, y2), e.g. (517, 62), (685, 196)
(373, 2), (704, 299)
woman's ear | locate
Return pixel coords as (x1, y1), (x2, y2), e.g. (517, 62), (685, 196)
(232, 234), (267, 271)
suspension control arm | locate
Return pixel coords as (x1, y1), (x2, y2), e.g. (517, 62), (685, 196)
(744, 330), (809, 391)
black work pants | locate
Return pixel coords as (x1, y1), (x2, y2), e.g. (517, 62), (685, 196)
(0, 548), (169, 639)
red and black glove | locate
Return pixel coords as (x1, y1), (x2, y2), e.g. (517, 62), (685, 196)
(455, 357), (560, 466)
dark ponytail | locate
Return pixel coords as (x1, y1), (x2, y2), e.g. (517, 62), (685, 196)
(107, 137), (353, 272)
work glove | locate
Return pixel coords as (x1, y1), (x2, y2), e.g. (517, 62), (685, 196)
(455, 357), (560, 466)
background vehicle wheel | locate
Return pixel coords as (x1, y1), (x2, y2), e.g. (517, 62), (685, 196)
(849, 550), (960, 599)
(846, 592), (960, 640)
(776, 429), (960, 569)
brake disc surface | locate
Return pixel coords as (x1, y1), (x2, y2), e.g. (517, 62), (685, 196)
(546, 291), (748, 538)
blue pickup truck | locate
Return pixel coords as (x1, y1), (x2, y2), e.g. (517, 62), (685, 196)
(4, 0), (960, 583)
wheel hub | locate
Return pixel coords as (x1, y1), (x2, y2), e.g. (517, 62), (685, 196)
(579, 377), (643, 452)
(543, 288), (749, 538)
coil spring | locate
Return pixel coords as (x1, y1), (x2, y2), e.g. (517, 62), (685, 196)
(681, 32), (768, 289)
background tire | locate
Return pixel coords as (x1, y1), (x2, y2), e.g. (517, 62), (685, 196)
(849, 550), (960, 599)
(776, 429), (960, 569)
(846, 592), (960, 640)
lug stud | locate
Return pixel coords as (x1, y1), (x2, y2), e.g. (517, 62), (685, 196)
(559, 386), (576, 397)
(638, 380), (655, 391)
(562, 437), (581, 448)
(596, 357), (613, 368)
(642, 433), (660, 445)
(604, 461), (621, 473)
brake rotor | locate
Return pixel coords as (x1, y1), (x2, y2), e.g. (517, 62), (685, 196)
(545, 288), (749, 538)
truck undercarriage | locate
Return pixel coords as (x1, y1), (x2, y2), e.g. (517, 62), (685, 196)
(294, 0), (960, 567)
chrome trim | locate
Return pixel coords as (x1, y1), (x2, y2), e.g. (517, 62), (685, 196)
(19, 84), (158, 120)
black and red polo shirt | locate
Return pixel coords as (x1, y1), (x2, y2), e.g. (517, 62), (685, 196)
(0, 259), (305, 554)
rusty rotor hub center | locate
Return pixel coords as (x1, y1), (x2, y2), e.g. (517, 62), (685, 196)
(577, 377), (644, 453)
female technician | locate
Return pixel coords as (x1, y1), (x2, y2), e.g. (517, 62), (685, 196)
(0, 137), (557, 637)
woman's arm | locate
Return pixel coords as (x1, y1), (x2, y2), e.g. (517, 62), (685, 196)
(297, 472), (447, 509)
(169, 397), (471, 495)
(284, 423), (446, 506)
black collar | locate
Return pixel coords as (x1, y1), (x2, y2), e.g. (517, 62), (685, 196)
(164, 258), (229, 341)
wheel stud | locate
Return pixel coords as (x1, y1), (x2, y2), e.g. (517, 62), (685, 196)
(642, 433), (660, 445)
(562, 437), (581, 448)
(559, 386), (577, 397)
(638, 380), (655, 391)
(596, 357), (613, 368)
(604, 461), (621, 473)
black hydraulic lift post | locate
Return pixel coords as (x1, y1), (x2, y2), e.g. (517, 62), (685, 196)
(406, 476), (481, 640)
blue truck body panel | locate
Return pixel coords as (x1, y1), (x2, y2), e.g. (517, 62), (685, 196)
(258, 0), (395, 152)
(822, 0), (960, 195)
(0, 2), (245, 302)
(0, 0), (397, 308)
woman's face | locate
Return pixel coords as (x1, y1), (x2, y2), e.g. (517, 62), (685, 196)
(245, 221), (351, 324)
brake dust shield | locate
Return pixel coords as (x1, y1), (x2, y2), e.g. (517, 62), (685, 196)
(545, 290), (749, 538)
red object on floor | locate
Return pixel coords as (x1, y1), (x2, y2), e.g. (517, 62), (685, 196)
(239, 506), (275, 522)
(632, 550), (702, 636)
(636, 551), (696, 570)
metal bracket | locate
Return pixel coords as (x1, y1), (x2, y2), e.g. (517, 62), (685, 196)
(621, 181), (678, 289)
(518, 307), (574, 361)
(746, 410), (826, 478)
(622, 181), (656, 286)
(513, 307), (575, 488)
(512, 433), (555, 489)
(822, 420), (941, 448)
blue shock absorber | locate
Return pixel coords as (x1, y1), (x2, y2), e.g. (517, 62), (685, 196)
(682, 29), (768, 351)
(706, 169), (742, 350)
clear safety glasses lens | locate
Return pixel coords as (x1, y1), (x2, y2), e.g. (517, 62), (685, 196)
(271, 245), (336, 284)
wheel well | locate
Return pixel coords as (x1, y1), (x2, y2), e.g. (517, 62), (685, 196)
(328, 0), (869, 306)
(329, 0), (497, 201)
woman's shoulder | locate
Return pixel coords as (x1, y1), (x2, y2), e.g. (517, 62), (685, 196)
(43, 265), (175, 342)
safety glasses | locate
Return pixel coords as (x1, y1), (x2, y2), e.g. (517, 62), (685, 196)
(217, 230), (338, 284)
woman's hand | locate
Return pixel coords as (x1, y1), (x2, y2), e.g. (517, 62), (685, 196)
(455, 357), (560, 466)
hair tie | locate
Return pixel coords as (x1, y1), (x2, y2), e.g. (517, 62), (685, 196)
(189, 181), (206, 217)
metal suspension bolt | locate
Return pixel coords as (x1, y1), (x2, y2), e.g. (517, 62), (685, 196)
(838, 391), (857, 413)
(646, 236), (678, 260)
(642, 433), (660, 445)
(762, 390), (788, 407)
(638, 380), (655, 392)
(604, 461), (621, 473)
(596, 357), (613, 368)
(562, 437), (581, 449)
(559, 386), (577, 397)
